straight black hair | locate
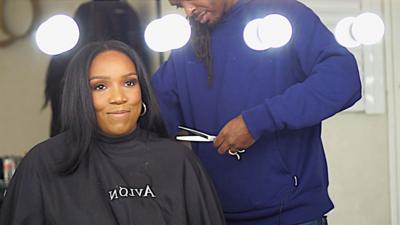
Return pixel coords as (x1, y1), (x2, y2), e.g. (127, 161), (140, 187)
(59, 40), (167, 175)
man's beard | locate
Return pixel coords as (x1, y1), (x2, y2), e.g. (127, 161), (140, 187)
(189, 16), (213, 82)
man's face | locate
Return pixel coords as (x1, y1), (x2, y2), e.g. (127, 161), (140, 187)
(169, 0), (236, 26)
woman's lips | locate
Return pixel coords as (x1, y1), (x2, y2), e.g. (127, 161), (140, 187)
(107, 110), (130, 118)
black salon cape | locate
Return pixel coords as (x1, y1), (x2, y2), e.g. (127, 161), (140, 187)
(0, 128), (225, 225)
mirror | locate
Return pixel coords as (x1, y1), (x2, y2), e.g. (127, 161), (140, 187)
(0, 1), (398, 225)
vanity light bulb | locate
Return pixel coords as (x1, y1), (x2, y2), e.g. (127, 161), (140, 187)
(243, 18), (271, 51)
(258, 14), (292, 48)
(351, 12), (385, 45)
(334, 17), (360, 48)
(35, 15), (79, 55)
(243, 14), (292, 51)
(145, 19), (171, 52)
(145, 14), (191, 52)
(162, 14), (191, 50)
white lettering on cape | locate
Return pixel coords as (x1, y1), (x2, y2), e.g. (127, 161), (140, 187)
(108, 184), (156, 201)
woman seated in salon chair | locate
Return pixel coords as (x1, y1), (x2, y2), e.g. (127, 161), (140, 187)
(0, 40), (225, 225)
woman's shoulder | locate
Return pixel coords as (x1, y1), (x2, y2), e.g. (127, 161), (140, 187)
(146, 131), (188, 148)
(22, 132), (70, 169)
(29, 132), (68, 154)
(145, 131), (194, 157)
(144, 133), (205, 174)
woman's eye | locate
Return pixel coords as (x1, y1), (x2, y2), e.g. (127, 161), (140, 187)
(125, 79), (137, 86)
(94, 83), (106, 90)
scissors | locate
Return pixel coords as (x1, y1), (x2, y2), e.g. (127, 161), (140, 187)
(175, 126), (246, 160)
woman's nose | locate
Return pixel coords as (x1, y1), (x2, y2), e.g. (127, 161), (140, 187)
(109, 87), (127, 104)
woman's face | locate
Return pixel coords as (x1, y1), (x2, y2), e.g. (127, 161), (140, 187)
(89, 50), (142, 137)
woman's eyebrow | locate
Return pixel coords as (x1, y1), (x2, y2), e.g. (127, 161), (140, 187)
(89, 72), (137, 81)
(89, 75), (108, 80)
(123, 72), (138, 77)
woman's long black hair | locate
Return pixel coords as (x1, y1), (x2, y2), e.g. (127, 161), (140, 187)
(59, 40), (167, 175)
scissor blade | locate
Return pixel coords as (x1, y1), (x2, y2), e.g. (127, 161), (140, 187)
(178, 126), (212, 139)
(176, 136), (215, 142)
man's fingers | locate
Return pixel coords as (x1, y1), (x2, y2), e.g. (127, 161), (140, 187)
(214, 129), (228, 148)
(213, 135), (222, 149)
(217, 142), (231, 155)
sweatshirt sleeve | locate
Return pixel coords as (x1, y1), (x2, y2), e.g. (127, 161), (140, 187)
(0, 150), (45, 225)
(242, 3), (362, 140)
(182, 150), (226, 225)
(151, 56), (184, 136)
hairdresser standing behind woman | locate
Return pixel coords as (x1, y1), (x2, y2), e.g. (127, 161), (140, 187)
(0, 40), (225, 225)
(152, 0), (361, 224)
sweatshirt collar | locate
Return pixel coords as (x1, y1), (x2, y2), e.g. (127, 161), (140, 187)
(95, 127), (142, 144)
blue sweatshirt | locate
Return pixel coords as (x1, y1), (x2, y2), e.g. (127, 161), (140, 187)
(151, 0), (361, 224)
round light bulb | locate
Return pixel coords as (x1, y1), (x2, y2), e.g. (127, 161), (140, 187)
(162, 14), (191, 50)
(352, 12), (384, 45)
(35, 15), (79, 55)
(243, 18), (270, 51)
(144, 19), (171, 52)
(258, 14), (292, 48)
(334, 17), (360, 48)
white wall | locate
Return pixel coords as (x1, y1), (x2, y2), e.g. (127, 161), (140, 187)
(384, 0), (400, 224)
(323, 113), (390, 224)
(0, 1), (396, 225)
(0, 0), (87, 155)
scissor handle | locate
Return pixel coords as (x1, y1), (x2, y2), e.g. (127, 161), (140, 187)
(228, 149), (246, 160)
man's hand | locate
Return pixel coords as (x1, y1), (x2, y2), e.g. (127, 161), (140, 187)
(214, 115), (255, 155)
